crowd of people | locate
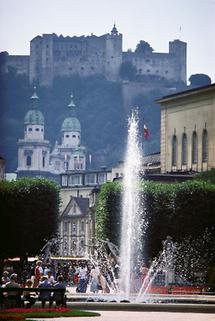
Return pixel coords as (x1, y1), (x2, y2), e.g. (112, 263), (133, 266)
(0, 260), (68, 309)
(0, 257), (150, 308)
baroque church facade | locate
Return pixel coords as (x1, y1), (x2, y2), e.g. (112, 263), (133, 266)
(17, 88), (86, 179)
(3, 25), (187, 87)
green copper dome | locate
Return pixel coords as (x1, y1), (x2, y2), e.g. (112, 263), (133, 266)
(61, 117), (81, 132)
(24, 109), (44, 125)
(24, 87), (44, 125)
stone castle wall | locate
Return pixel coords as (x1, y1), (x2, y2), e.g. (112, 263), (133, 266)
(5, 55), (29, 75)
(123, 40), (186, 83)
(29, 32), (122, 86)
(2, 29), (186, 87)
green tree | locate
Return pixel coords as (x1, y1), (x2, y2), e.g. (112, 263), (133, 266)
(189, 73), (211, 87)
(0, 178), (60, 260)
(135, 40), (153, 54)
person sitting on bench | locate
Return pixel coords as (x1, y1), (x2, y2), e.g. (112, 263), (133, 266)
(51, 275), (66, 307)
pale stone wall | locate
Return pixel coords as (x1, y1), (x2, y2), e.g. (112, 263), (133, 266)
(60, 187), (93, 213)
(123, 52), (176, 80)
(29, 32), (122, 86)
(159, 85), (215, 173)
(24, 124), (44, 140)
(17, 140), (50, 171)
(5, 31), (186, 87)
(29, 36), (42, 84)
(123, 40), (187, 84)
(5, 55), (29, 75)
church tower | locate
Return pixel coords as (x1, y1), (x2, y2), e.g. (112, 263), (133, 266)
(17, 87), (50, 177)
(49, 93), (86, 173)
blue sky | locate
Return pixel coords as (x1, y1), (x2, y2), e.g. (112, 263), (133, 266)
(0, 0), (215, 82)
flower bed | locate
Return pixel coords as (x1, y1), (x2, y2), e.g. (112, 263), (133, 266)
(0, 307), (100, 320)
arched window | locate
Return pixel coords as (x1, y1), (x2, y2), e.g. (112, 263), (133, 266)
(202, 129), (208, 162)
(80, 239), (85, 252)
(182, 133), (187, 165)
(26, 155), (31, 166)
(172, 135), (177, 166)
(72, 240), (76, 251)
(192, 131), (198, 164)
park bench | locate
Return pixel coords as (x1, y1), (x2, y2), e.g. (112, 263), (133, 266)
(0, 287), (67, 309)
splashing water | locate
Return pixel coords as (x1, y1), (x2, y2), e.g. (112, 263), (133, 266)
(119, 110), (144, 298)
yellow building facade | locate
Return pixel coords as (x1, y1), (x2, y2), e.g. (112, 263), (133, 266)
(158, 84), (215, 173)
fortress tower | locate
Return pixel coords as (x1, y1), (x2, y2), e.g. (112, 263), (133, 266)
(169, 39), (187, 83)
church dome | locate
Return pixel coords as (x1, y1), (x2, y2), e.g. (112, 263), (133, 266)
(61, 117), (81, 132)
(24, 109), (44, 125)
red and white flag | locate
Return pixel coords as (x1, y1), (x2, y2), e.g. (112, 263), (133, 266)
(144, 124), (149, 140)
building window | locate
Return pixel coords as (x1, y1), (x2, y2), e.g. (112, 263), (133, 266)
(172, 135), (177, 166)
(72, 240), (76, 251)
(66, 134), (70, 138)
(72, 223), (76, 233)
(28, 128), (32, 131)
(63, 222), (69, 234)
(61, 175), (68, 186)
(64, 161), (69, 171)
(68, 174), (82, 186)
(80, 239), (85, 252)
(202, 129), (208, 162)
(74, 156), (84, 170)
(36, 128), (39, 131)
(85, 173), (97, 185)
(72, 135), (76, 138)
(42, 156), (45, 167)
(26, 155), (32, 166)
(181, 133), (187, 165)
(192, 131), (198, 164)
(98, 173), (107, 184)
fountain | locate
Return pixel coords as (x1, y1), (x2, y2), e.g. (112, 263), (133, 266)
(68, 110), (215, 312)
(119, 110), (145, 299)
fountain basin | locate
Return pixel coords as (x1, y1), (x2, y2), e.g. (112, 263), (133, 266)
(67, 300), (215, 314)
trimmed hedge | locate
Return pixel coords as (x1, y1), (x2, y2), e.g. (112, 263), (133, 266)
(95, 174), (215, 277)
(95, 181), (121, 244)
(0, 178), (60, 259)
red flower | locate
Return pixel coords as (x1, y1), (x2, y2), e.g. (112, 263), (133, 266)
(3, 308), (70, 313)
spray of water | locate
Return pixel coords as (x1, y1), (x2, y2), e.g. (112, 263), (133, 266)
(119, 110), (144, 298)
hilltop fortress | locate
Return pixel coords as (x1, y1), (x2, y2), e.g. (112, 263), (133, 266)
(3, 25), (187, 87)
